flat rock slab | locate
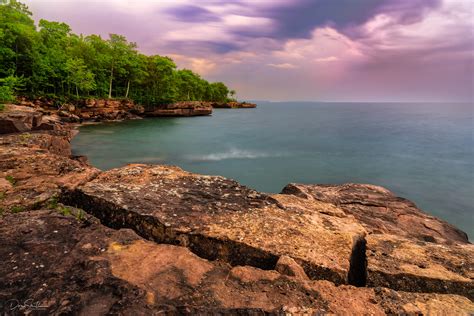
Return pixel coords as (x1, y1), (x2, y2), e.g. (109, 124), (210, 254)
(64, 164), (367, 285)
(282, 183), (469, 244)
(0, 140), (99, 212)
(367, 234), (474, 299)
(2, 210), (473, 315)
(147, 101), (212, 117)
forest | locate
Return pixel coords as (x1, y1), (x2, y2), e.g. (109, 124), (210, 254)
(0, 0), (235, 107)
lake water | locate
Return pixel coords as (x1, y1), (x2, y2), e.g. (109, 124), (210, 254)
(72, 102), (474, 239)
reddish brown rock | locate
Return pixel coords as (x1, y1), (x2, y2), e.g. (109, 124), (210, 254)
(0, 105), (44, 134)
(275, 255), (309, 280)
(64, 164), (367, 286)
(146, 101), (212, 116)
(212, 101), (257, 108)
(2, 210), (472, 314)
(366, 234), (474, 299)
(282, 183), (469, 244)
(0, 135), (99, 212)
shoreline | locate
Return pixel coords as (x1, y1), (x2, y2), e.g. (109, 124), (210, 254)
(0, 104), (473, 314)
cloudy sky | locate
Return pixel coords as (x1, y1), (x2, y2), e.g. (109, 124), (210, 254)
(24, 0), (473, 102)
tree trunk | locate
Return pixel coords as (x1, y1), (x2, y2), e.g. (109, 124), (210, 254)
(76, 85), (79, 98)
(108, 63), (114, 99)
(125, 79), (130, 98)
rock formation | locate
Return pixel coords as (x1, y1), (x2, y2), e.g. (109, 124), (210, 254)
(0, 108), (472, 314)
(211, 101), (257, 108)
(145, 101), (212, 117)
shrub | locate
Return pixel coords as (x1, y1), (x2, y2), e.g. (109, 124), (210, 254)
(11, 205), (25, 213)
(5, 175), (16, 186)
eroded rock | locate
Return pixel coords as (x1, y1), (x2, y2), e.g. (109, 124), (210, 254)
(63, 164), (367, 286)
(0, 136), (99, 212)
(146, 101), (212, 117)
(367, 234), (474, 299)
(2, 210), (472, 314)
(282, 183), (469, 244)
(212, 101), (257, 108)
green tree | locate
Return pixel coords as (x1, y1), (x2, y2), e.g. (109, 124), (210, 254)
(0, 0), (236, 104)
(65, 58), (95, 97)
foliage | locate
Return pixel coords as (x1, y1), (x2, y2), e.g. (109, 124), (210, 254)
(10, 205), (25, 213)
(0, 104), (4, 111)
(0, 75), (24, 102)
(0, 0), (235, 104)
(5, 175), (16, 186)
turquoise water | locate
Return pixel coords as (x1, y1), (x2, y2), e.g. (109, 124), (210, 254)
(72, 102), (474, 239)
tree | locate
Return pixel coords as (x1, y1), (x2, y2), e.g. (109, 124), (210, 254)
(65, 58), (95, 97)
(0, 0), (236, 104)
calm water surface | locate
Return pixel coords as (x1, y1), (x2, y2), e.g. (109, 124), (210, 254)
(72, 102), (474, 239)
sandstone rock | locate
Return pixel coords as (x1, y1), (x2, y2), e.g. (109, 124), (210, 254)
(63, 164), (367, 286)
(3, 210), (472, 314)
(0, 136), (99, 212)
(0, 105), (43, 134)
(74, 99), (144, 121)
(212, 101), (257, 108)
(275, 255), (309, 280)
(366, 234), (474, 299)
(282, 183), (469, 244)
(146, 101), (212, 117)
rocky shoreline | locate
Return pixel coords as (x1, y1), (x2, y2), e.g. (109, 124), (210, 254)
(11, 97), (257, 123)
(0, 105), (472, 314)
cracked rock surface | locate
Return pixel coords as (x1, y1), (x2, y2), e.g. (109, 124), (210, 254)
(0, 111), (473, 314)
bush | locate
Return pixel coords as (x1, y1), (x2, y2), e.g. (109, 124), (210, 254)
(0, 76), (25, 103)
(0, 104), (5, 111)
(0, 86), (14, 103)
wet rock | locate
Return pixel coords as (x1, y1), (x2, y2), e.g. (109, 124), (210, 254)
(146, 101), (212, 116)
(366, 234), (474, 299)
(281, 183), (469, 244)
(64, 164), (367, 286)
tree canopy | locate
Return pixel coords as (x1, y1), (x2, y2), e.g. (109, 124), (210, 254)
(0, 0), (235, 106)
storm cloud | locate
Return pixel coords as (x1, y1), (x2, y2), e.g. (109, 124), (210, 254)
(23, 0), (473, 102)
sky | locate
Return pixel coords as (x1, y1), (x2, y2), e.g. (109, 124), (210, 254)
(23, 0), (474, 102)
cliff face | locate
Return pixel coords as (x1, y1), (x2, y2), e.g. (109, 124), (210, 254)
(0, 108), (472, 314)
(146, 101), (213, 117)
(212, 101), (257, 108)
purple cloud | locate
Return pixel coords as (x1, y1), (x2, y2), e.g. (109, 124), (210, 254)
(22, 0), (473, 102)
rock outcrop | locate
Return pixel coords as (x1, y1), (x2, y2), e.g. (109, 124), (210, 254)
(15, 97), (145, 122)
(2, 209), (472, 314)
(145, 101), (212, 117)
(282, 183), (469, 244)
(212, 101), (257, 108)
(0, 105), (60, 134)
(0, 111), (473, 314)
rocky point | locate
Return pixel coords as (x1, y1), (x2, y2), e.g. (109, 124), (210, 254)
(0, 105), (472, 314)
